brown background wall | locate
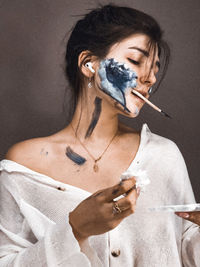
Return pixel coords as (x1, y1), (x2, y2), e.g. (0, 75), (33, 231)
(0, 0), (200, 200)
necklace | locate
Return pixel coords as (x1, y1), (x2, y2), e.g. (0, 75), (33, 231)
(70, 124), (118, 172)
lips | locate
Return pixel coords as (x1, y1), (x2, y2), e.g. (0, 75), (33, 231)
(131, 89), (147, 98)
(131, 90), (145, 103)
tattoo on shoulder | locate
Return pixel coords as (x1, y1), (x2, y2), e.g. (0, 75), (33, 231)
(40, 148), (49, 156)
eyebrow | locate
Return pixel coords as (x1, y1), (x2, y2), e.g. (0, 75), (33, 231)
(128, 46), (149, 57)
(128, 46), (160, 69)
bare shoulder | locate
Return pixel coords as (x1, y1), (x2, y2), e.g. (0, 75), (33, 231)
(5, 126), (73, 172)
(5, 136), (52, 169)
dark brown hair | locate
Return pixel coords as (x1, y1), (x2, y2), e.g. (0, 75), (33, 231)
(65, 4), (170, 113)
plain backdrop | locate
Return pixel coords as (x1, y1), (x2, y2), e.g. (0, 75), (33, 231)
(0, 0), (200, 200)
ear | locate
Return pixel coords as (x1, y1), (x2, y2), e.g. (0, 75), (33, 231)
(78, 50), (97, 78)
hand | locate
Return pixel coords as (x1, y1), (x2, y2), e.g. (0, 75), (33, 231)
(175, 211), (200, 226)
(69, 178), (139, 241)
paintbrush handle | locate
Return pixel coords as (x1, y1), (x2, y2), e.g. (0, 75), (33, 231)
(131, 89), (161, 113)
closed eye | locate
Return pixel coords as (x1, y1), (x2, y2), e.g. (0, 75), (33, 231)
(127, 58), (140, 66)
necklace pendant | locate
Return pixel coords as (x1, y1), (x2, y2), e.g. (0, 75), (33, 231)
(93, 163), (99, 172)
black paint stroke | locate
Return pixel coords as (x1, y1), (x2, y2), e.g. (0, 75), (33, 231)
(65, 146), (86, 165)
(85, 97), (102, 138)
(97, 84), (131, 113)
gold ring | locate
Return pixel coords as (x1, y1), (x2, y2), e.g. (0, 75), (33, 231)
(112, 201), (122, 214)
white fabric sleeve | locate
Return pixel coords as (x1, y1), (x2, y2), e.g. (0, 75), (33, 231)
(0, 173), (102, 267)
(174, 146), (200, 267)
(181, 173), (200, 267)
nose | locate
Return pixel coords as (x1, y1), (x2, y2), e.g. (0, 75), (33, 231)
(139, 68), (157, 87)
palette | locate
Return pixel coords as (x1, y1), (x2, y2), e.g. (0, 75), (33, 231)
(148, 204), (200, 212)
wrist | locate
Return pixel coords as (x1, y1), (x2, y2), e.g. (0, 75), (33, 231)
(69, 212), (87, 242)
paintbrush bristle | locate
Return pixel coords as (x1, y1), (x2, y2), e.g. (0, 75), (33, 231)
(161, 110), (172, 119)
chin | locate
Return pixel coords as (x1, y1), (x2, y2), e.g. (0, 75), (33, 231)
(123, 109), (140, 118)
(115, 102), (141, 118)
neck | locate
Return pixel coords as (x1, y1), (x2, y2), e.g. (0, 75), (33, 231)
(70, 89), (119, 145)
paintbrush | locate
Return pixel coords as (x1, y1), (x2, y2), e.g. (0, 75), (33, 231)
(131, 89), (172, 119)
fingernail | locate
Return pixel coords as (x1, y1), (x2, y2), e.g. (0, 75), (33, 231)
(178, 213), (190, 218)
(136, 187), (140, 195)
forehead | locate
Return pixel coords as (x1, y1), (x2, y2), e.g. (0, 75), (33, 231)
(109, 33), (159, 60)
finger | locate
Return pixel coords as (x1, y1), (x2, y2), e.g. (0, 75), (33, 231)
(112, 204), (136, 219)
(175, 212), (200, 225)
(116, 187), (138, 211)
(123, 184), (136, 196)
(188, 212), (200, 225)
(90, 189), (104, 198)
(175, 212), (190, 219)
(123, 185), (140, 198)
(102, 178), (136, 202)
(110, 188), (138, 220)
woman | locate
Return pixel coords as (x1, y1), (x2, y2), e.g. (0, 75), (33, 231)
(0, 4), (200, 267)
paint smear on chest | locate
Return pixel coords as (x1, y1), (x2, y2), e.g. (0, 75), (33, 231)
(65, 146), (86, 165)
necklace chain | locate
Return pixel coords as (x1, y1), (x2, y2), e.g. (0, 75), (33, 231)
(70, 124), (118, 172)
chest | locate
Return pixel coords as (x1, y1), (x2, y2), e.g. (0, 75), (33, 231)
(28, 131), (140, 193)
(38, 142), (138, 193)
(43, 155), (134, 193)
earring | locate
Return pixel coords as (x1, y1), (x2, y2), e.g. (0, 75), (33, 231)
(88, 78), (92, 88)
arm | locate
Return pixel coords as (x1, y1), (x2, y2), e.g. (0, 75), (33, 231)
(0, 175), (95, 267)
(1, 142), (103, 267)
(171, 144), (200, 267)
(1, 141), (139, 266)
(180, 174), (200, 267)
(0, 163), (139, 267)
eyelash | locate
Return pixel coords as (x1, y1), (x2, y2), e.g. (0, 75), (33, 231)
(128, 58), (160, 72)
(127, 58), (140, 66)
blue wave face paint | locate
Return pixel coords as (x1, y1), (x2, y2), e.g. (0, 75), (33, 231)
(98, 58), (138, 113)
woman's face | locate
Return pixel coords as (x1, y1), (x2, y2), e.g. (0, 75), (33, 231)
(94, 33), (160, 117)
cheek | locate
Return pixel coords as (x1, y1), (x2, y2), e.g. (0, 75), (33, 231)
(125, 93), (140, 117)
(98, 58), (137, 110)
(106, 66), (137, 92)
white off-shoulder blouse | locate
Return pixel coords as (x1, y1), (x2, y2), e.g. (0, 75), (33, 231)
(0, 124), (200, 267)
